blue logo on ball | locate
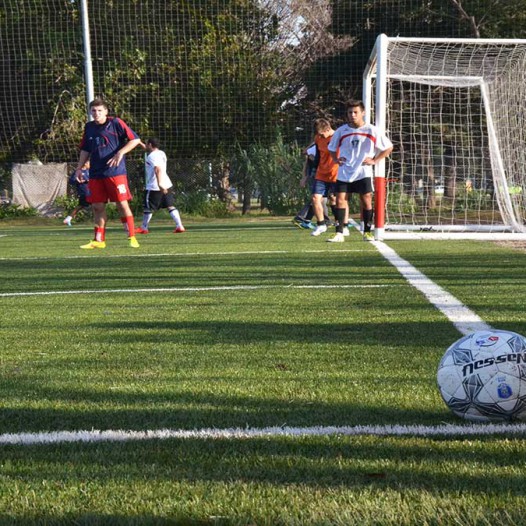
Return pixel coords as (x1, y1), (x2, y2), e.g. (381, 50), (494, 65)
(497, 383), (513, 399)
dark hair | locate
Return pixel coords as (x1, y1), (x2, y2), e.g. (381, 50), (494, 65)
(147, 137), (161, 149)
(345, 99), (365, 111)
(89, 98), (109, 110)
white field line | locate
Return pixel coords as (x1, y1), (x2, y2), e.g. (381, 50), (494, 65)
(2, 423), (526, 446)
(0, 229), (499, 445)
(0, 283), (394, 298)
(382, 232), (526, 240)
(343, 219), (492, 335)
(373, 239), (492, 335)
(0, 249), (363, 262)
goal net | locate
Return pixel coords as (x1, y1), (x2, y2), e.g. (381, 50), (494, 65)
(364, 34), (526, 236)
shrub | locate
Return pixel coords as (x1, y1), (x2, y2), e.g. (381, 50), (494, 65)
(232, 135), (307, 216)
(454, 188), (495, 212)
(175, 190), (232, 218)
(0, 203), (38, 219)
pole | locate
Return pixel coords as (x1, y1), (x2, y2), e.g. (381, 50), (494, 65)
(374, 34), (389, 241)
(80, 0), (94, 120)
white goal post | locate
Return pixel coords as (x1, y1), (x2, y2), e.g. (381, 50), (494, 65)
(363, 34), (526, 239)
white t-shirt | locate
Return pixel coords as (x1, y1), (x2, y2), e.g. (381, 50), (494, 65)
(328, 123), (393, 183)
(145, 149), (173, 191)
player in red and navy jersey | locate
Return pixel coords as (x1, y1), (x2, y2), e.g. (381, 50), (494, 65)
(75, 98), (141, 249)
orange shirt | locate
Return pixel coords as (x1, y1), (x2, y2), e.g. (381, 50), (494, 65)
(314, 134), (338, 182)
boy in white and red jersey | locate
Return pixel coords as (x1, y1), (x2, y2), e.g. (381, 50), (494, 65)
(327, 99), (393, 243)
(75, 98), (141, 249)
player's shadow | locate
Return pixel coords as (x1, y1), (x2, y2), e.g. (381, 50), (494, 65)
(94, 318), (459, 347)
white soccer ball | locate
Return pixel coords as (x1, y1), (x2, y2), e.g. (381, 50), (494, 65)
(437, 330), (526, 422)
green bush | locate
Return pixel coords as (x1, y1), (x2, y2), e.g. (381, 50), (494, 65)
(54, 194), (79, 213)
(385, 184), (418, 215)
(454, 188), (494, 212)
(53, 195), (92, 223)
(232, 135), (306, 216)
(54, 190), (232, 221)
(0, 203), (38, 219)
(176, 190), (232, 218)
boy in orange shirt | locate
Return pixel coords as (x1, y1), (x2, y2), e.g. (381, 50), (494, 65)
(310, 119), (345, 237)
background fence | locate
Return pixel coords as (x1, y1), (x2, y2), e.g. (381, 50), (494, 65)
(1, 0), (525, 213)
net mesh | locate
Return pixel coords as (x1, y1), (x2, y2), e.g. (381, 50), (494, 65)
(1, 1), (525, 215)
(367, 39), (526, 232)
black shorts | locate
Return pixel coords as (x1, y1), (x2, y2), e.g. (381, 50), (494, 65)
(335, 178), (373, 195)
(78, 194), (90, 208)
(144, 189), (175, 212)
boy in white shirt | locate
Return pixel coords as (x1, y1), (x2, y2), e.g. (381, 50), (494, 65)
(328, 99), (393, 242)
(135, 138), (185, 234)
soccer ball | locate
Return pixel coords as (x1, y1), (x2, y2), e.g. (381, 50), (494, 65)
(437, 330), (526, 422)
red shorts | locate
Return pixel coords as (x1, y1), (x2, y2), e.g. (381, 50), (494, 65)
(87, 175), (132, 203)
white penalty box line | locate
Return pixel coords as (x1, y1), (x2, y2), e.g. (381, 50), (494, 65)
(372, 240), (492, 336)
(0, 248), (364, 262)
(2, 423), (526, 446)
(0, 283), (396, 298)
(347, 218), (493, 337)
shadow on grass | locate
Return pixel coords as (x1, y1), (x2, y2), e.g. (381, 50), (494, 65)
(1, 431), (526, 499)
(0, 318), (461, 432)
(0, 514), (216, 526)
(0, 392), (448, 431)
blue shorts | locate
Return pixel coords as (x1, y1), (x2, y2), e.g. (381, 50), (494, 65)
(312, 179), (336, 198)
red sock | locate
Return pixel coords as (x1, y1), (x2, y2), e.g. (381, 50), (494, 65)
(94, 227), (105, 242)
(120, 217), (129, 234)
(125, 216), (135, 237)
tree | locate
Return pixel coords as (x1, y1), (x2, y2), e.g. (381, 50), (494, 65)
(2, 0), (526, 168)
(0, 0), (85, 163)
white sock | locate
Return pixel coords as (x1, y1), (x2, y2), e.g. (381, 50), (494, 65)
(142, 213), (153, 230)
(169, 209), (182, 228)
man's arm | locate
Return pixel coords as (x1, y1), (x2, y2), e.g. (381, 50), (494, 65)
(155, 165), (168, 193)
(107, 138), (142, 168)
(299, 158), (310, 188)
(75, 150), (90, 182)
(363, 146), (393, 166)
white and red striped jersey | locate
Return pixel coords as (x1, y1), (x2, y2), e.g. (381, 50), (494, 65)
(328, 123), (392, 183)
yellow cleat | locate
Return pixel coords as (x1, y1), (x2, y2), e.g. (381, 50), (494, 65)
(128, 236), (140, 248)
(80, 240), (106, 249)
(363, 232), (375, 241)
(327, 232), (345, 243)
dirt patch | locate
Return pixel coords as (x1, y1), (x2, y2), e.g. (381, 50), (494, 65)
(494, 241), (526, 252)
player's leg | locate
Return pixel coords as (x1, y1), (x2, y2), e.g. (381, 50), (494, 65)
(105, 175), (139, 247)
(80, 178), (107, 248)
(164, 192), (185, 233)
(328, 190), (338, 224)
(115, 199), (139, 247)
(327, 184), (348, 243)
(311, 181), (328, 236)
(334, 188), (348, 233)
(136, 190), (155, 234)
(80, 201), (106, 249)
(359, 181), (374, 240)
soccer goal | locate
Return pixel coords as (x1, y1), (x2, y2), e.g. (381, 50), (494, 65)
(363, 34), (526, 239)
